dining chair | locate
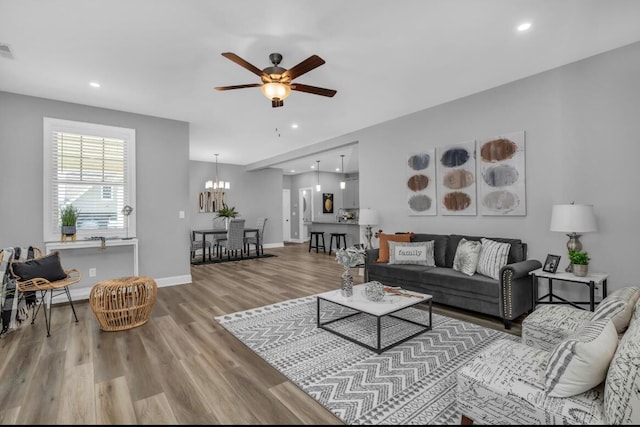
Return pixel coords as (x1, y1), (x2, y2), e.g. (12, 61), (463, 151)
(190, 231), (212, 262)
(245, 217), (267, 256)
(217, 218), (246, 260)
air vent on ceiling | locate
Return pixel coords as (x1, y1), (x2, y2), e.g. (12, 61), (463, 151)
(0, 43), (14, 59)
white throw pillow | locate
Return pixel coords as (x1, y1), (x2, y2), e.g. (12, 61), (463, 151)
(388, 240), (435, 266)
(545, 318), (618, 397)
(452, 238), (482, 276)
(476, 238), (511, 280)
(592, 286), (640, 333)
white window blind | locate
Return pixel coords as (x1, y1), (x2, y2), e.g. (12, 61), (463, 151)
(43, 118), (136, 242)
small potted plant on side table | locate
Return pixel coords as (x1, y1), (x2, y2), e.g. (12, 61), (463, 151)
(569, 250), (590, 277)
(60, 204), (79, 242)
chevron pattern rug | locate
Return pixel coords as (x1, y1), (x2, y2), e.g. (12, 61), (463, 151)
(215, 295), (519, 425)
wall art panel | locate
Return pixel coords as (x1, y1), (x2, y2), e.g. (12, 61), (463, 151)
(477, 131), (526, 216)
(406, 150), (437, 216)
(436, 141), (477, 215)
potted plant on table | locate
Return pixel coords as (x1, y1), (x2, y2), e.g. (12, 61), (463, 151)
(215, 205), (239, 229)
(335, 246), (366, 298)
(569, 250), (590, 277)
(60, 203), (79, 242)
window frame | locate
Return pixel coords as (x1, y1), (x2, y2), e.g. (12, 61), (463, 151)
(43, 117), (136, 242)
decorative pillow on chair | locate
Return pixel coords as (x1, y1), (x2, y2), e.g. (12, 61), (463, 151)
(476, 238), (511, 280)
(592, 286), (640, 333)
(545, 318), (618, 398)
(388, 240), (435, 266)
(452, 238), (482, 276)
(11, 251), (67, 282)
(376, 233), (413, 263)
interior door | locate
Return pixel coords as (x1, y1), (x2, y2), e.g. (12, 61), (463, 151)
(282, 189), (291, 242)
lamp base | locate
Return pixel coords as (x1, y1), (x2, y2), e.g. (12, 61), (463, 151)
(365, 225), (373, 250)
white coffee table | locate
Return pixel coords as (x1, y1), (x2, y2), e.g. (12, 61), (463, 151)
(316, 283), (432, 353)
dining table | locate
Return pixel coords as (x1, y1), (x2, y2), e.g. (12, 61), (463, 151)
(191, 228), (260, 264)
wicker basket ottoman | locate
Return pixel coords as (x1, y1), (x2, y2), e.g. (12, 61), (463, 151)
(90, 276), (157, 331)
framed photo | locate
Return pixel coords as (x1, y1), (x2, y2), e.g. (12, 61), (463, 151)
(323, 193), (334, 213)
(543, 254), (561, 273)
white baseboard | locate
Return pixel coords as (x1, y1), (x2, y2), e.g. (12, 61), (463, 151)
(53, 274), (193, 303)
(264, 242), (284, 249)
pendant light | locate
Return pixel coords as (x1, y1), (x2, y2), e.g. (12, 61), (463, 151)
(315, 160), (321, 192)
(340, 154), (346, 190)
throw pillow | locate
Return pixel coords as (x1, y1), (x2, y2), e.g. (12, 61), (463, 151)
(452, 238), (482, 276)
(11, 251), (67, 282)
(376, 233), (413, 263)
(476, 238), (511, 280)
(545, 318), (618, 398)
(592, 286), (640, 333)
(388, 240), (435, 266)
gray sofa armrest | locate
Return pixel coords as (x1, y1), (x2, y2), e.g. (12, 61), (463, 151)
(499, 259), (542, 326)
(502, 259), (542, 279)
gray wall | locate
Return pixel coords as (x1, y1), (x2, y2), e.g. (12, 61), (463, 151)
(0, 91), (192, 291)
(316, 41), (640, 295)
(189, 160), (283, 245)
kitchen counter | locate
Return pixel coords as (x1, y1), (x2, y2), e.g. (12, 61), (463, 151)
(309, 221), (362, 249)
(312, 220), (360, 225)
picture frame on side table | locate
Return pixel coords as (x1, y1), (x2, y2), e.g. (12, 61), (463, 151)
(543, 254), (561, 273)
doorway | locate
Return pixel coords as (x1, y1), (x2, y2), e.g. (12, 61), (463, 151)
(299, 187), (312, 242)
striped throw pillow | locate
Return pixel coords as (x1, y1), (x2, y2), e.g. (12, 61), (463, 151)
(593, 286), (640, 333)
(476, 238), (511, 280)
(545, 318), (618, 397)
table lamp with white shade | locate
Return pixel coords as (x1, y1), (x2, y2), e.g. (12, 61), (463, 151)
(358, 208), (379, 249)
(549, 202), (597, 272)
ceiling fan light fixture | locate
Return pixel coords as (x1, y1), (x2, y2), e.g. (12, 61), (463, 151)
(262, 82), (291, 101)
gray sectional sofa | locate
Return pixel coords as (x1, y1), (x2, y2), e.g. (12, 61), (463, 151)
(365, 233), (542, 329)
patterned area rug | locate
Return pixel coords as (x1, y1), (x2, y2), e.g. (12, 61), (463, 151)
(215, 295), (519, 425)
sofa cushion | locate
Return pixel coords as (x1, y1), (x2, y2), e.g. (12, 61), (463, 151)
(367, 262), (433, 284)
(388, 240), (435, 266)
(453, 238), (482, 276)
(376, 233), (412, 263)
(592, 286), (640, 333)
(420, 267), (500, 299)
(604, 297), (640, 424)
(476, 238), (511, 280)
(521, 305), (594, 352)
(410, 234), (448, 267)
(545, 319), (618, 398)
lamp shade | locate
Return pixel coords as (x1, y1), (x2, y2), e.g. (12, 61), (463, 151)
(358, 208), (379, 226)
(550, 204), (597, 233)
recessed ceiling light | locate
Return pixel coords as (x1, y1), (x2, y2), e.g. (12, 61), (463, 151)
(291, 123), (299, 129)
(311, 165), (315, 169)
(89, 82), (101, 88)
(290, 169), (295, 173)
(335, 168), (340, 171)
(517, 22), (532, 32)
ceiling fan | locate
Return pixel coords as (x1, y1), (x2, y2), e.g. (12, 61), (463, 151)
(214, 52), (337, 108)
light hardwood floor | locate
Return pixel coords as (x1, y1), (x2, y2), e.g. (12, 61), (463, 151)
(0, 243), (522, 424)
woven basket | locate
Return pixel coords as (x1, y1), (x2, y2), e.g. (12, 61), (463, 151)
(89, 276), (157, 331)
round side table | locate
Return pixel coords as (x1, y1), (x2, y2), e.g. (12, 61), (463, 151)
(90, 276), (157, 331)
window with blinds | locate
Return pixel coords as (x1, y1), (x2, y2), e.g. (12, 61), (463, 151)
(43, 118), (136, 242)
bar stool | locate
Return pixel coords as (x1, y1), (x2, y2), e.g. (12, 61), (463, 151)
(308, 231), (326, 253)
(329, 232), (347, 254)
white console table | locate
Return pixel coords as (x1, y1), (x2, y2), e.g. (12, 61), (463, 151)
(45, 238), (139, 275)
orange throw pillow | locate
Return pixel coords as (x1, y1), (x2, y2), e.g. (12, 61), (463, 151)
(377, 233), (413, 263)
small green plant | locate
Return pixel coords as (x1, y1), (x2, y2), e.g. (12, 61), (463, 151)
(216, 205), (239, 218)
(60, 204), (79, 226)
(569, 250), (590, 265)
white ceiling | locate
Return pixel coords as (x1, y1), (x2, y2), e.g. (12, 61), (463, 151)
(2, 0), (640, 175)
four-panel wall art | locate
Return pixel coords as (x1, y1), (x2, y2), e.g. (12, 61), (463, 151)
(406, 130), (526, 216)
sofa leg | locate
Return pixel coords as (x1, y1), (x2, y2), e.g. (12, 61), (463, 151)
(504, 319), (512, 329)
(461, 415), (474, 425)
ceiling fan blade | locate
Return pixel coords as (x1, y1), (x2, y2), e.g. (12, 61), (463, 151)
(214, 83), (262, 91)
(282, 55), (325, 81)
(221, 52), (269, 79)
(291, 83), (337, 97)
